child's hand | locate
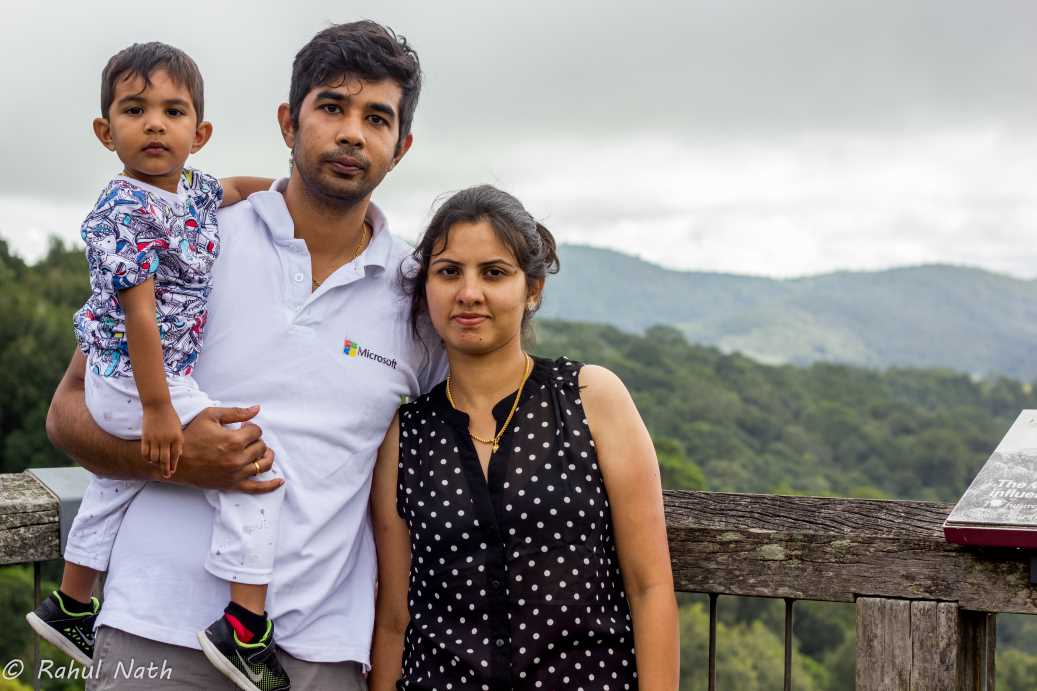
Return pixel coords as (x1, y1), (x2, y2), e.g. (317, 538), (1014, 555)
(219, 177), (274, 207)
(142, 404), (184, 478)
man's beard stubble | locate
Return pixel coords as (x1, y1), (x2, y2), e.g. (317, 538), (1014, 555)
(292, 143), (382, 210)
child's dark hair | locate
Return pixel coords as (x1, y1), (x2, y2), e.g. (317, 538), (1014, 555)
(290, 21), (421, 155)
(100, 42), (205, 121)
(407, 185), (560, 340)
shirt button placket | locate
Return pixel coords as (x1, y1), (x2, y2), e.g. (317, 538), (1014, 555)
(290, 265), (307, 315)
(489, 566), (512, 685)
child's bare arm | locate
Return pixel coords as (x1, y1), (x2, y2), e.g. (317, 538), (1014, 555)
(120, 279), (182, 477)
(219, 177), (275, 206)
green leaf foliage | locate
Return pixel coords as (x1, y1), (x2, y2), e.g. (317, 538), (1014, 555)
(4, 238), (1037, 688)
(532, 319), (1035, 502)
(0, 238), (86, 474)
(0, 566), (84, 690)
(679, 598), (829, 691)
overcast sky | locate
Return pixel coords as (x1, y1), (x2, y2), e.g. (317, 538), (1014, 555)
(3, 0), (1037, 278)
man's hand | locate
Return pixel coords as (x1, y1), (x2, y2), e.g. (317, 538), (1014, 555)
(141, 403), (184, 479)
(172, 405), (284, 493)
(47, 350), (282, 493)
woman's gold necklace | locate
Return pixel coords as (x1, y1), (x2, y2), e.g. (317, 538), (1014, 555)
(446, 354), (533, 453)
(311, 221), (369, 291)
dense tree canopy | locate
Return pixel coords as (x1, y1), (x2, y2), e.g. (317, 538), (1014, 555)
(2, 239), (1036, 689)
(533, 320), (1035, 503)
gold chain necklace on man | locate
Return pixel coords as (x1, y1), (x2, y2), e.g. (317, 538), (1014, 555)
(311, 220), (370, 290)
(446, 354), (533, 453)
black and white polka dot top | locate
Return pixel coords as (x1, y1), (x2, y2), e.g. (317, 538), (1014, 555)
(395, 356), (638, 691)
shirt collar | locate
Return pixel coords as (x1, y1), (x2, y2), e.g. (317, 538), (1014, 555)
(363, 201), (394, 270)
(114, 175), (182, 205)
(251, 177), (394, 270)
(431, 355), (555, 427)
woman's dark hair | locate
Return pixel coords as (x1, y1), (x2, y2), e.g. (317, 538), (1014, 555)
(290, 21), (421, 155)
(100, 42), (205, 121)
(407, 185), (560, 341)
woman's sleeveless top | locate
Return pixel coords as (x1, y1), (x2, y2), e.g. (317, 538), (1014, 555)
(396, 356), (638, 690)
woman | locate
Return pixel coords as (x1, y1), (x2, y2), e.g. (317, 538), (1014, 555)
(369, 185), (679, 690)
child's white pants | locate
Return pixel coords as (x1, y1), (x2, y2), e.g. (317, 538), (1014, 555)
(63, 370), (284, 585)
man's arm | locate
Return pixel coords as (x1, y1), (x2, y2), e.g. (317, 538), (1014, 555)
(47, 350), (156, 480)
(47, 350), (283, 493)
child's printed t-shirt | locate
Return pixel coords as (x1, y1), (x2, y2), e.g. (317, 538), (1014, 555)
(73, 169), (223, 378)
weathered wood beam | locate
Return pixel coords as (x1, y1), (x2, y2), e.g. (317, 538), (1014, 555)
(0, 473), (60, 565)
(909, 600), (960, 690)
(855, 598), (987, 691)
(856, 597), (912, 690)
(959, 611), (996, 691)
(665, 490), (1037, 615)
(2, 479), (1036, 617)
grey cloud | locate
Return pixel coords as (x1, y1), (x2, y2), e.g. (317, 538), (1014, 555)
(410, 0), (1037, 137)
(3, 0), (1037, 278)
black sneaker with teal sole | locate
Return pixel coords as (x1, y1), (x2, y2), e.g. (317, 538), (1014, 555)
(25, 592), (99, 666)
(198, 616), (291, 691)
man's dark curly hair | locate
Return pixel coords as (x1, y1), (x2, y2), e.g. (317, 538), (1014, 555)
(289, 21), (421, 154)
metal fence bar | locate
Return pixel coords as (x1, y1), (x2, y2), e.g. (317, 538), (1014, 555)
(784, 598), (795, 691)
(32, 560), (41, 691)
(708, 592), (718, 691)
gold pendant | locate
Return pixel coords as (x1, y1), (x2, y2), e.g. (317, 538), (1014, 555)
(492, 443), (500, 453)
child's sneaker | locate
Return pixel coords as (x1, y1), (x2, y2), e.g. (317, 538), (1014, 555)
(198, 616), (291, 691)
(25, 592), (99, 666)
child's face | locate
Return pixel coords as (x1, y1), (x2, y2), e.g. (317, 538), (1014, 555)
(93, 69), (212, 193)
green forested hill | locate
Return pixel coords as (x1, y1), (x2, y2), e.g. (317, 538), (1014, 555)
(542, 244), (1037, 380)
(533, 318), (1032, 502)
(5, 238), (1029, 500)
(4, 239), (1037, 690)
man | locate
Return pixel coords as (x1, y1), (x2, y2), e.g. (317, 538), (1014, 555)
(46, 21), (444, 690)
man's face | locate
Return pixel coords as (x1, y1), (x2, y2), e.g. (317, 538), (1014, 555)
(282, 77), (411, 206)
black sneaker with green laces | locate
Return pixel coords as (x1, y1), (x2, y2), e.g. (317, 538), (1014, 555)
(198, 616), (291, 691)
(25, 592), (99, 667)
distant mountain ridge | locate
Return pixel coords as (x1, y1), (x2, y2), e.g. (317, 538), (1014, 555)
(540, 245), (1037, 380)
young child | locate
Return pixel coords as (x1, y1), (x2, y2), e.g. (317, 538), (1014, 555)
(25, 42), (291, 691)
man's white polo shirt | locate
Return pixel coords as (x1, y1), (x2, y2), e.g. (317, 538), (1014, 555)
(95, 180), (446, 665)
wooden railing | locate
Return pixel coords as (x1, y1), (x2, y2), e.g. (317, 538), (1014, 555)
(665, 491), (1016, 690)
(4, 473), (1031, 690)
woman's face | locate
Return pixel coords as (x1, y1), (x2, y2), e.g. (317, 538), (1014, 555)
(425, 219), (541, 356)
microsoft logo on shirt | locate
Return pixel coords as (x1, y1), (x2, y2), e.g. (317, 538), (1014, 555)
(343, 338), (397, 369)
